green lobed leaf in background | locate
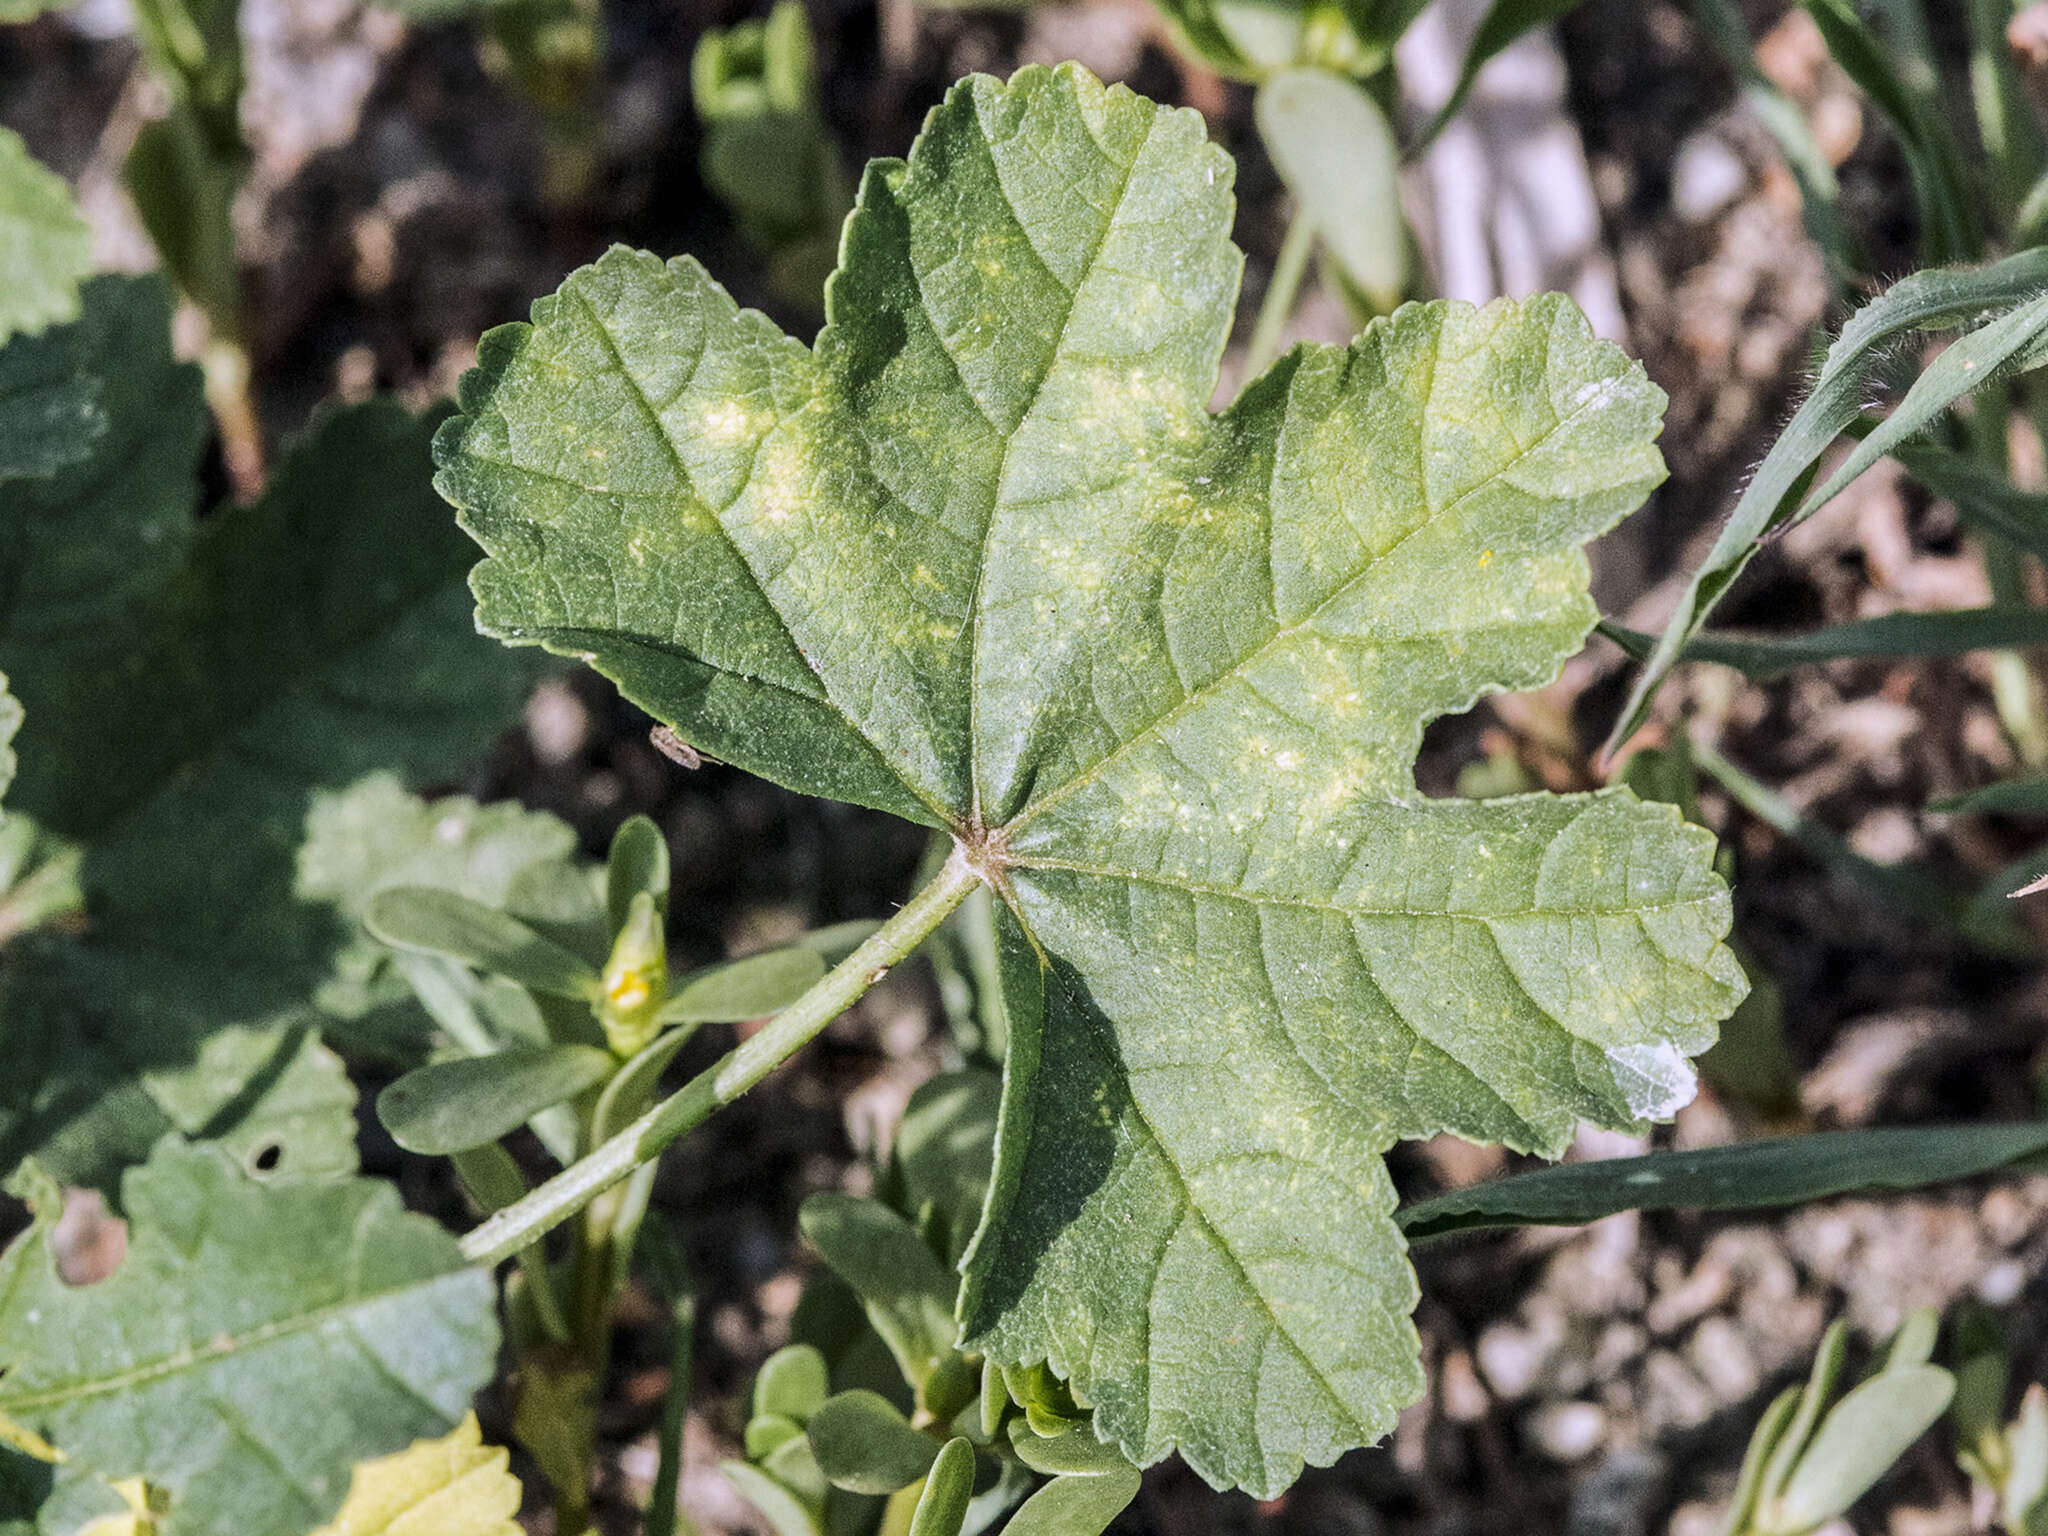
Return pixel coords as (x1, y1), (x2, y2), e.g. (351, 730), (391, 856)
(0, 274), (541, 1191)
(0, 1140), (498, 1536)
(0, 127), (91, 348)
(434, 63), (1746, 1494)
(0, 286), (104, 485)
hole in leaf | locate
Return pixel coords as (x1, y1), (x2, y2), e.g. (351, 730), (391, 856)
(248, 1140), (284, 1175)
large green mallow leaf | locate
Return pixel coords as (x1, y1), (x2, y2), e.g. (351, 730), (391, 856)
(434, 62), (1747, 1495)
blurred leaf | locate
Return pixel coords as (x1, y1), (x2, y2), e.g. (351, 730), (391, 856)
(377, 1044), (615, 1154)
(509, 1359), (595, 1526)
(205, 1028), (360, 1184)
(0, 304), (104, 486)
(661, 947), (826, 1025)
(1689, 0), (1853, 280)
(0, 1140), (497, 1536)
(1692, 739), (2028, 954)
(1755, 1320), (1850, 1522)
(1608, 249), (2048, 754)
(1949, 1304), (2010, 1487)
(1151, 0), (1408, 78)
(800, 1195), (957, 1397)
(758, 1346), (832, 1425)
(123, 107), (243, 338)
(1894, 438), (2048, 568)
(605, 814), (669, 931)
(0, 286), (540, 1190)
(1257, 69), (1403, 312)
(129, 0), (242, 142)
(894, 1069), (1000, 1268)
(2006, 1385), (2048, 1536)
(721, 1460), (823, 1536)
(692, 1), (846, 310)
(308, 1414), (522, 1536)
(1768, 1365), (1953, 1533)
(1398, 1121), (2048, 1239)
(1884, 1308), (1940, 1372)
(297, 774), (596, 1031)
(1801, 0), (1974, 264)
(0, 276), (202, 643)
(366, 888), (600, 1002)
(0, 128), (91, 346)
(1603, 607), (2048, 679)
(1413, 0), (1585, 150)
(806, 1392), (939, 1495)
(1967, 0), (2047, 219)
(1721, 1387), (1803, 1536)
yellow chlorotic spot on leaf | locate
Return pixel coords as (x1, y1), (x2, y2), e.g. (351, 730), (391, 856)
(0, 1411), (63, 1463)
(310, 1413), (523, 1536)
(79, 1478), (161, 1536)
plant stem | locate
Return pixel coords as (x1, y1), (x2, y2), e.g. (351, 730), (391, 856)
(200, 338), (264, 501)
(1245, 206), (1317, 381)
(460, 849), (982, 1266)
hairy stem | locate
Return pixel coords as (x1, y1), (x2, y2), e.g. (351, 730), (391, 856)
(1245, 206), (1317, 381)
(461, 849), (982, 1266)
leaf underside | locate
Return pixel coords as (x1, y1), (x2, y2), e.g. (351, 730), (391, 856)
(435, 63), (1746, 1494)
(0, 1141), (498, 1535)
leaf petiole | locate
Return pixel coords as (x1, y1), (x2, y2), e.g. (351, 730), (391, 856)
(1244, 204), (1316, 380)
(459, 848), (983, 1266)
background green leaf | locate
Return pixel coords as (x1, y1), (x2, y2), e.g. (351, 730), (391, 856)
(377, 1044), (616, 1154)
(0, 1140), (498, 1536)
(0, 127), (91, 345)
(0, 278), (540, 1190)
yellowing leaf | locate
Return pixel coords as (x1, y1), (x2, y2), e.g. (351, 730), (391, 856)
(310, 1415), (521, 1536)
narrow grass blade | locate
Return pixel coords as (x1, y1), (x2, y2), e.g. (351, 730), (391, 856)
(1397, 1122), (2048, 1240)
(1602, 608), (2048, 679)
(1604, 249), (2048, 756)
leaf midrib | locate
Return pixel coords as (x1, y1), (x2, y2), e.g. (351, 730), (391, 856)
(967, 88), (1159, 827)
(1011, 854), (1717, 921)
(1000, 330), (1620, 841)
(1028, 933), (1389, 1471)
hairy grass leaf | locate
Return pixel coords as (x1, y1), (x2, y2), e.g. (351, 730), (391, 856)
(1607, 249), (2048, 753)
(436, 63), (1745, 1493)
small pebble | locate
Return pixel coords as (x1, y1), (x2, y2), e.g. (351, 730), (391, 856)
(1528, 1400), (1608, 1462)
(1673, 132), (1748, 222)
